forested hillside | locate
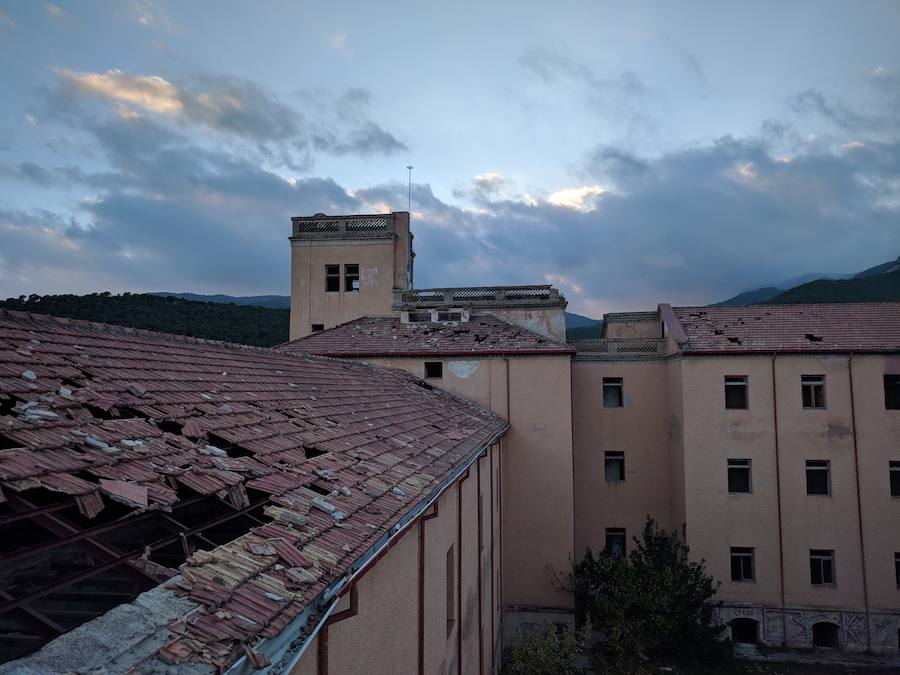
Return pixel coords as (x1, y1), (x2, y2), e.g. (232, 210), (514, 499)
(0, 293), (289, 347)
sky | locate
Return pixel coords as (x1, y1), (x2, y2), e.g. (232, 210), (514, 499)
(0, 1), (898, 317)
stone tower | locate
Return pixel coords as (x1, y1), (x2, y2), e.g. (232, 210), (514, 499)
(288, 212), (413, 339)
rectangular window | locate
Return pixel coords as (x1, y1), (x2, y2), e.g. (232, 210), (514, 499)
(408, 311), (432, 322)
(605, 528), (626, 558)
(604, 451), (625, 482)
(311, 323), (324, 333)
(446, 545), (455, 635)
(437, 311), (463, 322)
(895, 552), (900, 588)
(325, 264), (340, 292)
(730, 547), (755, 582)
(727, 459), (752, 494)
(603, 378), (623, 407)
(810, 549), (835, 586)
(891, 461), (900, 497)
(886, 375), (900, 410)
(344, 263), (360, 292)
(802, 375), (826, 409)
(725, 376), (748, 409)
(806, 460), (831, 495)
(424, 361), (443, 379)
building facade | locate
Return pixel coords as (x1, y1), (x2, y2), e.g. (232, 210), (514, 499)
(287, 212), (900, 659)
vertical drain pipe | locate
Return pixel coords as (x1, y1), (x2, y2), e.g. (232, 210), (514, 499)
(418, 503), (440, 675)
(848, 354), (872, 651)
(771, 355), (787, 647)
(457, 468), (470, 675)
(477, 452), (484, 675)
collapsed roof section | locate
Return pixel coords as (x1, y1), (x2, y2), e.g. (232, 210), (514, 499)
(0, 309), (507, 671)
(278, 314), (575, 358)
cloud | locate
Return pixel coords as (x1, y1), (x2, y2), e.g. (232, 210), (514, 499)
(546, 185), (606, 211)
(49, 68), (406, 166)
(128, 1), (169, 28)
(520, 46), (645, 96)
(0, 10), (15, 27)
(330, 32), (347, 49)
(45, 4), (72, 23)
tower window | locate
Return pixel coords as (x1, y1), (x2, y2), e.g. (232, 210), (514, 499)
(603, 377), (623, 407)
(325, 265), (340, 292)
(802, 375), (826, 409)
(604, 451), (625, 482)
(725, 376), (748, 409)
(344, 264), (360, 292)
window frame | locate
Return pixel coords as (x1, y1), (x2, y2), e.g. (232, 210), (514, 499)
(727, 458), (752, 494)
(310, 323), (324, 333)
(602, 377), (624, 408)
(605, 528), (627, 558)
(344, 263), (360, 292)
(424, 361), (443, 379)
(724, 375), (749, 410)
(604, 450), (625, 483)
(885, 374), (900, 410)
(325, 264), (341, 293)
(801, 375), (826, 410)
(895, 552), (900, 588)
(810, 549), (835, 586)
(806, 460), (831, 496)
(890, 461), (900, 497)
(730, 546), (755, 582)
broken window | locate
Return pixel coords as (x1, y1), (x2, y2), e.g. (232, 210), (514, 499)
(730, 547), (755, 582)
(891, 461), (900, 497)
(806, 460), (831, 496)
(446, 545), (455, 635)
(311, 324), (324, 333)
(604, 451), (625, 482)
(802, 375), (826, 409)
(424, 361), (443, 379)
(325, 264), (340, 292)
(344, 264), (360, 292)
(725, 376), (748, 409)
(810, 549), (835, 585)
(605, 528), (626, 558)
(885, 375), (900, 410)
(727, 458), (752, 494)
(408, 311), (432, 322)
(437, 311), (462, 322)
(602, 377), (623, 407)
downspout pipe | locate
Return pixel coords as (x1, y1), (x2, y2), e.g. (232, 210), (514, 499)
(848, 354), (872, 651)
(771, 354), (787, 647)
(418, 504), (440, 675)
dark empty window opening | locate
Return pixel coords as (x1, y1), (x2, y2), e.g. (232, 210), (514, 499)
(802, 375), (826, 409)
(885, 375), (900, 410)
(730, 547), (755, 582)
(731, 618), (759, 644)
(603, 378), (623, 407)
(344, 264), (360, 292)
(605, 528), (626, 558)
(325, 264), (340, 292)
(605, 451), (625, 482)
(728, 459), (752, 494)
(408, 311), (432, 322)
(437, 311), (463, 322)
(895, 552), (900, 588)
(424, 362), (443, 379)
(812, 621), (840, 648)
(810, 549), (835, 586)
(891, 461), (900, 497)
(311, 324), (324, 333)
(725, 376), (748, 409)
(806, 460), (831, 496)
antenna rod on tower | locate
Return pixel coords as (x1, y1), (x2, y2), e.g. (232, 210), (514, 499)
(406, 165), (413, 216)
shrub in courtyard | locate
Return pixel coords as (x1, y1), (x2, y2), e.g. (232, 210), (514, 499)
(571, 517), (730, 668)
(502, 621), (587, 675)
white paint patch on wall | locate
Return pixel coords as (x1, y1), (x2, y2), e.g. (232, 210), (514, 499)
(447, 361), (480, 379)
(361, 266), (378, 287)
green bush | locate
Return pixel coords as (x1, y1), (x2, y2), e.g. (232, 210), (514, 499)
(571, 517), (730, 669)
(502, 621), (587, 675)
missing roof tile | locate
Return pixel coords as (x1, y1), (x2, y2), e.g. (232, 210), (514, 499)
(303, 445), (328, 459)
(727, 337), (742, 345)
(805, 333), (824, 342)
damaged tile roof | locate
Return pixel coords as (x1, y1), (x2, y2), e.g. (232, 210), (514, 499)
(0, 309), (507, 670)
(672, 302), (900, 354)
(278, 314), (575, 357)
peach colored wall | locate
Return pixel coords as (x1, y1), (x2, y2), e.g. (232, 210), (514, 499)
(485, 308), (567, 343)
(572, 359), (673, 558)
(290, 443), (501, 675)
(603, 318), (661, 339)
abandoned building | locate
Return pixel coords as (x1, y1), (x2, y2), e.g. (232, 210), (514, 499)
(1, 210), (899, 673)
